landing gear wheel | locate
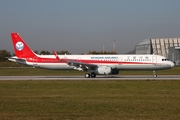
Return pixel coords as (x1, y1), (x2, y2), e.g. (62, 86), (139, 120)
(153, 74), (157, 78)
(91, 72), (96, 78)
(153, 70), (157, 78)
(85, 73), (90, 78)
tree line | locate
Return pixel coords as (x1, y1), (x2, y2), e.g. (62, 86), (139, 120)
(0, 50), (117, 62)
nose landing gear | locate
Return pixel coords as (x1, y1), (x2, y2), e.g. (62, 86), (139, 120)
(153, 70), (157, 77)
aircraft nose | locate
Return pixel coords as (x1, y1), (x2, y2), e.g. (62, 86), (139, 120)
(171, 62), (175, 68)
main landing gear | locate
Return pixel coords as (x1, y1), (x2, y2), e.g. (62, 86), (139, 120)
(85, 72), (96, 78)
(153, 70), (157, 78)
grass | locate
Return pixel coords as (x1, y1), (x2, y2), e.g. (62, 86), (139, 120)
(0, 68), (86, 76)
(1, 63), (180, 120)
(0, 62), (28, 67)
(0, 80), (180, 120)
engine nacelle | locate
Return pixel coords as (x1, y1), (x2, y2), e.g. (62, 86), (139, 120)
(94, 66), (120, 75)
(94, 66), (112, 75)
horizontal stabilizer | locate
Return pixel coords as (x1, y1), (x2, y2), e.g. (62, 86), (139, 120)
(8, 56), (27, 65)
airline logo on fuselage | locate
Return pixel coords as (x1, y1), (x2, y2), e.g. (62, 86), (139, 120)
(16, 42), (24, 51)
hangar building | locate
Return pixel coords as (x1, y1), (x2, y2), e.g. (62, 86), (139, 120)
(135, 38), (180, 65)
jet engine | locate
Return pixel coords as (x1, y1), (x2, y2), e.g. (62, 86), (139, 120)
(94, 66), (119, 75)
(94, 66), (111, 75)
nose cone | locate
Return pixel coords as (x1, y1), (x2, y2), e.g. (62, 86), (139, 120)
(171, 62), (175, 68)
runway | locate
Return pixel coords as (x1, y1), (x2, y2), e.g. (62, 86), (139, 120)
(0, 75), (180, 80)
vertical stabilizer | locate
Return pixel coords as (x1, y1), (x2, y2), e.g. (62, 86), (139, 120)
(11, 33), (36, 58)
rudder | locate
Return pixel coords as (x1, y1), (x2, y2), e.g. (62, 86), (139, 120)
(11, 33), (36, 58)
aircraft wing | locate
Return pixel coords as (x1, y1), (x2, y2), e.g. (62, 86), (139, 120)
(52, 51), (97, 71)
(65, 59), (97, 71)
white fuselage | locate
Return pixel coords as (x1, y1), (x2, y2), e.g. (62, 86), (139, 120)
(18, 54), (174, 70)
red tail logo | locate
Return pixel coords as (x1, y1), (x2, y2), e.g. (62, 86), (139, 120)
(11, 33), (36, 58)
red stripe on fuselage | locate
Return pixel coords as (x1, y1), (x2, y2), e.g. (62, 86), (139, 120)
(26, 57), (153, 65)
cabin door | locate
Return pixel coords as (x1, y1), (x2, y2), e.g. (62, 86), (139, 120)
(152, 56), (157, 64)
(118, 57), (123, 65)
(33, 56), (38, 67)
(77, 57), (81, 62)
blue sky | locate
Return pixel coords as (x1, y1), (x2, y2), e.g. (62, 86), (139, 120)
(1, 0), (180, 54)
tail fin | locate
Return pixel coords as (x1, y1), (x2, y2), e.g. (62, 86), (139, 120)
(11, 33), (36, 58)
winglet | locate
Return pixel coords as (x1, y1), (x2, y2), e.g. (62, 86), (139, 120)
(52, 50), (60, 60)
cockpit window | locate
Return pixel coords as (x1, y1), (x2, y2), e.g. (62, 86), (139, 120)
(162, 59), (169, 61)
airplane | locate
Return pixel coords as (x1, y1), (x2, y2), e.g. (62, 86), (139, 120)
(8, 33), (175, 78)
